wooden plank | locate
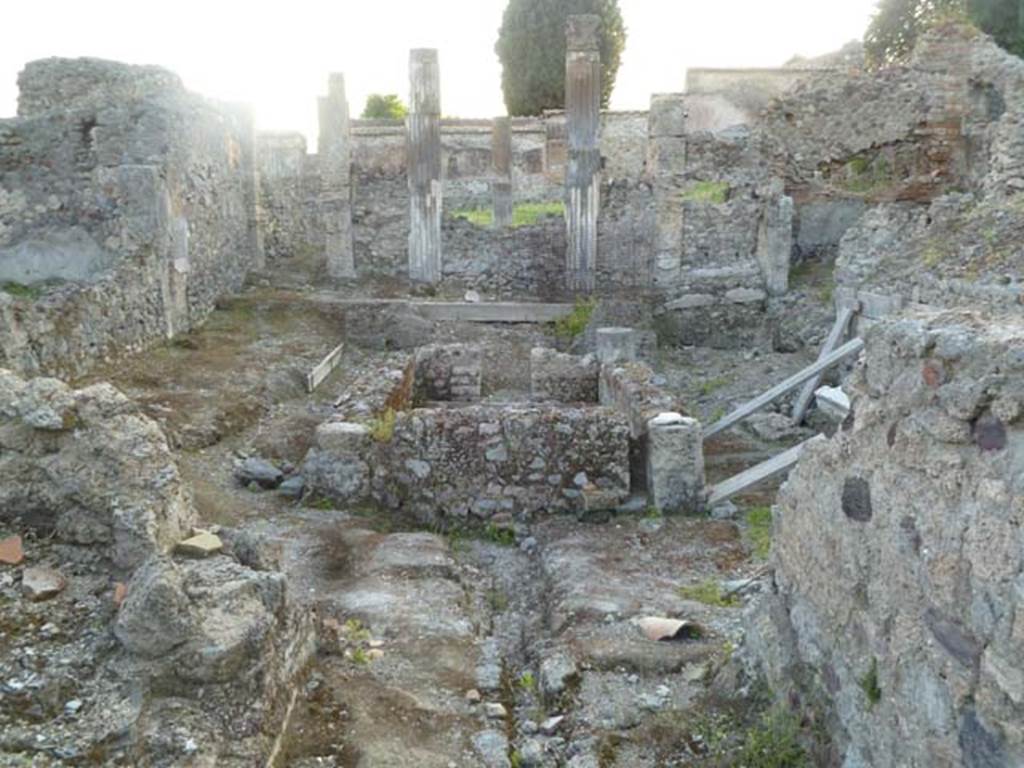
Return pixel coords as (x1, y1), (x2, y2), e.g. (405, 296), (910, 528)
(791, 307), (855, 425)
(306, 341), (345, 393)
(703, 337), (864, 439)
(706, 439), (811, 507)
(412, 302), (573, 323)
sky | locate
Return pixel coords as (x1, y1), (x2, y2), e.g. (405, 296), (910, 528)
(0, 0), (878, 144)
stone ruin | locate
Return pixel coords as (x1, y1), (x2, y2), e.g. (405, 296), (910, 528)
(0, 16), (1021, 768)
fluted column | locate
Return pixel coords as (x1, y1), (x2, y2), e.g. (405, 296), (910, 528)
(564, 14), (601, 294)
(407, 49), (442, 284)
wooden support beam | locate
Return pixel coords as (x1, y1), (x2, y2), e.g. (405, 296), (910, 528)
(703, 337), (864, 439)
(706, 438), (813, 507)
(791, 307), (855, 425)
(306, 342), (345, 393)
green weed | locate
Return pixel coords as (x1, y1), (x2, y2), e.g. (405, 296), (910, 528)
(677, 579), (740, 608)
(859, 658), (882, 709)
(746, 506), (773, 560)
(553, 296), (598, 340)
(681, 180), (730, 204)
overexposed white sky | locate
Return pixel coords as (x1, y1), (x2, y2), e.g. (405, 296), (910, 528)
(1, 0), (877, 144)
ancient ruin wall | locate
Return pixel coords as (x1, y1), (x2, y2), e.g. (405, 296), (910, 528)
(0, 58), (262, 379)
(747, 310), (1024, 767)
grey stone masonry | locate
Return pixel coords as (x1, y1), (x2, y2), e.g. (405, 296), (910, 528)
(318, 73), (355, 279)
(414, 344), (482, 402)
(647, 94), (687, 287)
(645, 412), (705, 514)
(492, 116), (513, 228)
(564, 15), (602, 293)
(530, 347), (599, 403)
(755, 183), (793, 296)
(596, 327), (638, 365)
(407, 49), (442, 284)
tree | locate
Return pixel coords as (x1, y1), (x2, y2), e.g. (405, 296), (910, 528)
(864, 0), (1023, 65)
(360, 94), (408, 120)
(495, 0), (626, 117)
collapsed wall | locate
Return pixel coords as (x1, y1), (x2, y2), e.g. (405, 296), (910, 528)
(759, 26), (1024, 312)
(0, 367), (314, 764)
(746, 309), (1024, 767)
(0, 58), (263, 379)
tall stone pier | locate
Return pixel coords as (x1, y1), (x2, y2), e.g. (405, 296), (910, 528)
(564, 14), (602, 294)
(492, 116), (513, 228)
(318, 73), (354, 279)
(407, 49), (442, 284)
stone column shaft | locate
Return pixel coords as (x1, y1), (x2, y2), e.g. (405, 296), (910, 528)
(407, 49), (442, 284)
(492, 116), (513, 228)
(318, 73), (354, 279)
(564, 15), (602, 294)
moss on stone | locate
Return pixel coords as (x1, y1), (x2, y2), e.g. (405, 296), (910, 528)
(680, 180), (730, 204)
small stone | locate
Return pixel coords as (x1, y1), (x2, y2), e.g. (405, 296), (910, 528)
(573, 472), (589, 488)
(638, 693), (665, 711)
(236, 457), (284, 489)
(21, 567), (66, 601)
(278, 475), (305, 499)
(521, 720), (538, 735)
(0, 536), (24, 566)
(710, 501), (738, 520)
(405, 459), (432, 479)
(464, 290), (482, 303)
(656, 684), (671, 698)
(176, 531), (223, 558)
(484, 702), (507, 720)
(64, 699), (82, 715)
(540, 715), (564, 735)
(519, 536), (538, 554)
(465, 688), (482, 704)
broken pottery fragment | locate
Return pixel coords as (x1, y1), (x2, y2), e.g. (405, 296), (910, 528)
(635, 616), (703, 642)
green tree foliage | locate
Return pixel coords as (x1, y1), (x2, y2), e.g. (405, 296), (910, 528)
(865, 0), (1024, 65)
(495, 0), (626, 116)
(360, 94), (408, 120)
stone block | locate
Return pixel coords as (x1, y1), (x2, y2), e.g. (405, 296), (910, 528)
(315, 421), (371, 455)
(596, 327), (637, 365)
(648, 94), (687, 138)
(645, 413), (704, 514)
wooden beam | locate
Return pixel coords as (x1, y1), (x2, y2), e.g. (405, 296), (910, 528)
(791, 307), (855, 425)
(706, 439), (812, 507)
(306, 342), (345, 393)
(703, 337), (864, 439)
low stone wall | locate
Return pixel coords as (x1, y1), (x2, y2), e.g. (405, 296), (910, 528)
(530, 347), (598, 403)
(305, 405), (631, 524)
(746, 309), (1024, 766)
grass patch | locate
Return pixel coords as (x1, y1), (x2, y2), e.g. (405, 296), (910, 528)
(513, 200), (564, 226)
(698, 376), (730, 396)
(859, 658), (882, 709)
(735, 706), (810, 767)
(517, 671), (537, 693)
(366, 408), (396, 443)
(708, 406), (727, 424)
(681, 180), (730, 204)
(1, 281), (42, 300)
(553, 296), (598, 341)
(483, 522), (516, 547)
(308, 497), (340, 511)
(677, 579), (740, 608)
(449, 201), (565, 229)
(746, 506), (773, 560)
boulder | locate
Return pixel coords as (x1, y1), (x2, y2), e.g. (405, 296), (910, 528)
(0, 370), (196, 569)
